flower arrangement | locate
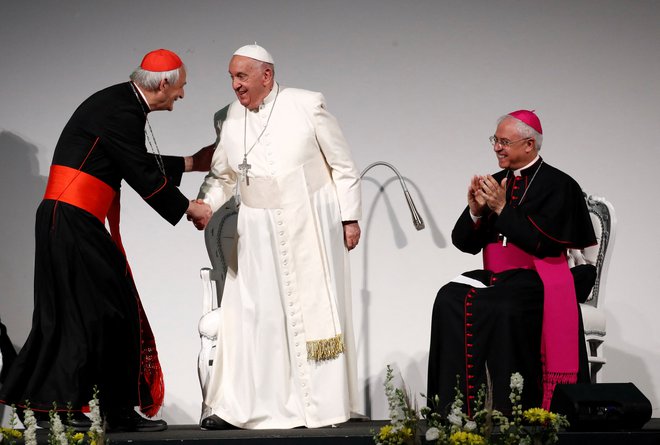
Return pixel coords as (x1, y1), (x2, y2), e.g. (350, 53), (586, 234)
(373, 365), (418, 445)
(0, 406), (23, 445)
(0, 387), (105, 445)
(374, 365), (568, 445)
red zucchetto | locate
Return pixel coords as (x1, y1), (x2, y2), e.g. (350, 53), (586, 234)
(508, 109), (543, 134)
(140, 49), (183, 72)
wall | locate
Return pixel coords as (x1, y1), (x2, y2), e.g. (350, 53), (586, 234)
(1, 0), (658, 424)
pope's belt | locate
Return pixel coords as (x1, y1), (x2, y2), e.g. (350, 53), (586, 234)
(43, 164), (115, 223)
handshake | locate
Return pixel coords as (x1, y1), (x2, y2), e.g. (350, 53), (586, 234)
(186, 199), (213, 230)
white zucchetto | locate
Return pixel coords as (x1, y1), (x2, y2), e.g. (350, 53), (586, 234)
(233, 44), (275, 64)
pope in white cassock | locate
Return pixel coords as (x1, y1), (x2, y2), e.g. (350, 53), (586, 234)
(196, 44), (363, 430)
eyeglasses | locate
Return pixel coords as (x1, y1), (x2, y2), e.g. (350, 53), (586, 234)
(489, 136), (531, 148)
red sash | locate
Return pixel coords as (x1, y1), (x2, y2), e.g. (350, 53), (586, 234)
(44, 165), (115, 223)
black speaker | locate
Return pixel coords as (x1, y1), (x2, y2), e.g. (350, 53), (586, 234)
(550, 383), (652, 431)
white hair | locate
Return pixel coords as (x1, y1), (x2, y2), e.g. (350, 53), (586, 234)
(497, 114), (543, 150)
(129, 65), (185, 92)
(261, 61), (275, 78)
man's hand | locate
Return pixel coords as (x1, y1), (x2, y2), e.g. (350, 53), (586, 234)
(343, 221), (361, 251)
(477, 175), (507, 215)
(186, 199), (212, 230)
(468, 175), (488, 217)
(184, 143), (215, 172)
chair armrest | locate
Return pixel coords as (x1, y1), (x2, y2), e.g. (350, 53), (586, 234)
(200, 268), (216, 315)
(580, 303), (606, 336)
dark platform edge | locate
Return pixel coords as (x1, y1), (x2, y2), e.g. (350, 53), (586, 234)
(23, 419), (660, 445)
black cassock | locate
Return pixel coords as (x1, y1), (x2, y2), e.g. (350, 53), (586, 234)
(0, 82), (189, 416)
(427, 158), (596, 416)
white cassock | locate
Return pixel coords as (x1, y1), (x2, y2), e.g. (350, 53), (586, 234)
(198, 84), (362, 429)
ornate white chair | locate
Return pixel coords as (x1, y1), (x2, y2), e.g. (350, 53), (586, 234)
(567, 194), (616, 383)
(197, 197), (238, 423)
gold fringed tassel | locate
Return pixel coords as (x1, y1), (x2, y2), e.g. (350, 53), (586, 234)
(306, 333), (345, 361)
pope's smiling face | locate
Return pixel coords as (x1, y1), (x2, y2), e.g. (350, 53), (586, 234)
(228, 55), (273, 111)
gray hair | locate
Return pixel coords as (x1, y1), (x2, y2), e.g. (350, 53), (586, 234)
(248, 59), (275, 79)
(129, 65), (185, 92)
(497, 114), (543, 150)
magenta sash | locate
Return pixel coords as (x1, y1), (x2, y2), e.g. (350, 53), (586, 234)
(484, 241), (578, 409)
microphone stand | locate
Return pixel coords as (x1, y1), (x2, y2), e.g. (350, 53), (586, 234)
(360, 161), (425, 230)
(357, 161), (424, 419)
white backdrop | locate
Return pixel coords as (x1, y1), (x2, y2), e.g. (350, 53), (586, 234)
(1, 0), (659, 425)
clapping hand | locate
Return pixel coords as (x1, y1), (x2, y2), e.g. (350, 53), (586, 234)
(477, 175), (507, 215)
(468, 175), (488, 216)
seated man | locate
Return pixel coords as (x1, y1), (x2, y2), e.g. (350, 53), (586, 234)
(427, 110), (596, 417)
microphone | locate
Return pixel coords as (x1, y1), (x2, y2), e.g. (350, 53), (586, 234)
(360, 161), (425, 231)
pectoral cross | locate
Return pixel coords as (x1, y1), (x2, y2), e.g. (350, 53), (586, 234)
(238, 155), (251, 186)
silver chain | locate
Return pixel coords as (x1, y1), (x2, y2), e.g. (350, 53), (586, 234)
(243, 83), (280, 159)
(130, 82), (166, 176)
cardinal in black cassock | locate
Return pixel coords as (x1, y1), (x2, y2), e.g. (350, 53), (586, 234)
(0, 49), (212, 431)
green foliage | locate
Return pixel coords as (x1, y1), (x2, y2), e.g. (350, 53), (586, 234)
(374, 366), (568, 445)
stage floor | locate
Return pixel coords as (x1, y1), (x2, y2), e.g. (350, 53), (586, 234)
(27, 419), (660, 445)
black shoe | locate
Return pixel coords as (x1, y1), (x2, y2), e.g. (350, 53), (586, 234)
(200, 415), (238, 430)
(107, 408), (167, 432)
(34, 412), (92, 432)
(64, 412), (93, 431)
(27, 410), (50, 429)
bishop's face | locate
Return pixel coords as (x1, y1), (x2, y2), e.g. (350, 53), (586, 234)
(228, 55), (272, 110)
(493, 117), (536, 170)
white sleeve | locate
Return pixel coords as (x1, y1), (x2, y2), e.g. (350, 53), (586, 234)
(311, 93), (362, 221)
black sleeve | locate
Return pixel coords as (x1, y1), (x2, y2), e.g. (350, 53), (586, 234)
(451, 207), (491, 255)
(102, 108), (189, 225)
(160, 155), (185, 187)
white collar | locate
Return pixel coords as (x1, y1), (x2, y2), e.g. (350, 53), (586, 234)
(513, 155), (540, 176)
(251, 82), (279, 112)
(131, 82), (151, 111)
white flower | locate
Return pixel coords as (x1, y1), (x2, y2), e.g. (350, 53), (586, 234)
(50, 413), (64, 434)
(510, 372), (524, 392)
(447, 412), (463, 427)
(23, 409), (37, 427)
(390, 406), (406, 426)
(49, 412), (68, 445)
(88, 397), (104, 436)
(425, 426), (440, 441)
(465, 420), (477, 431)
(22, 408), (38, 445)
